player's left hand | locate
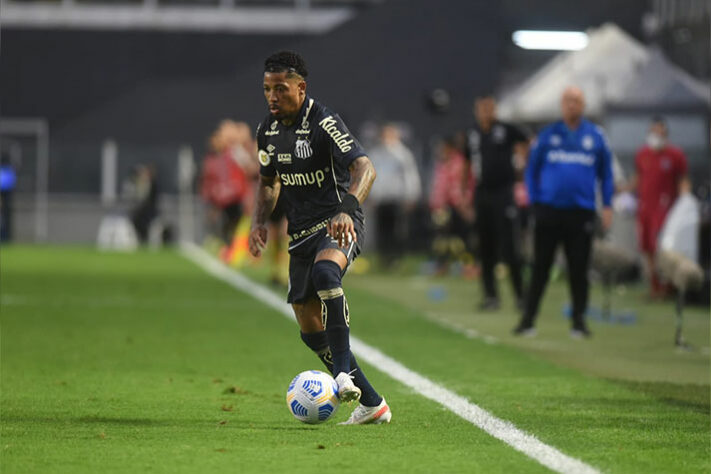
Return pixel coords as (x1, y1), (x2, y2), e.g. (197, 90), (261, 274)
(328, 213), (357, 249)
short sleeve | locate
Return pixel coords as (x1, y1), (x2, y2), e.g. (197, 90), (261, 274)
(256, 122), (276, 177)
(317, 113), (366, 167)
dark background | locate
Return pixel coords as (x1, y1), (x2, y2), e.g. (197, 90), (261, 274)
(1, 0), (704, 193)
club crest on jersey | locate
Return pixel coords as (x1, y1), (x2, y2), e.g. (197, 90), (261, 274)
(550, 134), (562, 146)
(582, 135), (594, 150)
(295, 138), (313, 159)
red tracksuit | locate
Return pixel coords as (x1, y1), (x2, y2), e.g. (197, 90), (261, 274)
(635, 144), (687, 254)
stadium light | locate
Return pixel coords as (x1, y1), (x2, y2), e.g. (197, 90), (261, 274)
(512, 30), (589, 50)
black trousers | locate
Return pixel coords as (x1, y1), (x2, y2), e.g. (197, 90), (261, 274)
(375, 201), (406, 264)
(221, 203), (243, 245)
(0, 191), (12, 242)
(476, 187), (523, 301)
(522, 205), (596, 328)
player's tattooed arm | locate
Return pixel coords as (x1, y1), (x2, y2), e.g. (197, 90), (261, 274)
(347, 156), (376, 204)
(328, 156), (376, 248)
(249, 175), (281, 258)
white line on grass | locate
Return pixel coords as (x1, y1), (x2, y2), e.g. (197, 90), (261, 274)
(180, 242), (600, 474)
(424, 310), (499, 345)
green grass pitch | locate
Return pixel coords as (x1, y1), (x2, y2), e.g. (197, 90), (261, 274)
(1, 247), (709, 473)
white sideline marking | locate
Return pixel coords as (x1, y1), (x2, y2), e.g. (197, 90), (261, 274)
(425, 311), (499, 345)
(179, 242), (600, 474)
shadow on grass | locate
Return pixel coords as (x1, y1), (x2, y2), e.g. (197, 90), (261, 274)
(610, 380), (710, 415)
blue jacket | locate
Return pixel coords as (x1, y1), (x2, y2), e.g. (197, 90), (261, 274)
(526, 119), (613, 211)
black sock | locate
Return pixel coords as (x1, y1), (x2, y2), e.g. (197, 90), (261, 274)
(312, 260), (351, 376)
(348, 353), (382, 407)
(300, 331), (334, 371)
(300, 331), (382, 407)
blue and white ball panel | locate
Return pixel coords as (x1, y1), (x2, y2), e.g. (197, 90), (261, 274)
(286, 370), (340, 424)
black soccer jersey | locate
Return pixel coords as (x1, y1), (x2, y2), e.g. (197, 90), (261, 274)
(466, 121), (528, 190)
(257, 96), (366, 239)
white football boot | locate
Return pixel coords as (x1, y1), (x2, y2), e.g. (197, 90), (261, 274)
(334, 372), (361, 403)
(339, 397), (392, 425)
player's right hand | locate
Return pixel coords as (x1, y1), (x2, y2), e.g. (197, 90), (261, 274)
(248, 225), (268, 258)
(328, 212), (357, 249)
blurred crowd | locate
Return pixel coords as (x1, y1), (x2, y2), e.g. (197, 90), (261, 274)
(196, 90), (708, 318)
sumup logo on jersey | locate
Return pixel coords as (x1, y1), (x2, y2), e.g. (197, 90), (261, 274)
(280, 168), (326, 188)
(319, 116), (354, 153)
(295, 138), (313, 159)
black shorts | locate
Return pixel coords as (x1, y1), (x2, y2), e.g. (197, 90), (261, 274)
(286, 216), (364, 304)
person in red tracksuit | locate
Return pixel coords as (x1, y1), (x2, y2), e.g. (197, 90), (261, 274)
(200, 121), (253, 245)
(629, 117), (688, 297)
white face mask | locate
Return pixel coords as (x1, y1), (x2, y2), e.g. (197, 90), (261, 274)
(646, 133), (665, 150)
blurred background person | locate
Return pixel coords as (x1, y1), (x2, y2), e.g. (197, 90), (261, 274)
(514, 86), (614, 338)
(0, 152), (17, 243)
(368, 123), (422, 268)
(429, 135), (475, 274)
(126, 164), (159, 245)
(466, 94), (530, 311)
(627, 116), (688, 298)
(200, 120), (254, 259)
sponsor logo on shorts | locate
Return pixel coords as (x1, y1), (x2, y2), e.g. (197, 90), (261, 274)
(319, 116), (354, 153)
(289, 219), (329, 242)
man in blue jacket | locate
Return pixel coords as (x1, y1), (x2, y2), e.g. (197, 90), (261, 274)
(514, 86), (613, 338)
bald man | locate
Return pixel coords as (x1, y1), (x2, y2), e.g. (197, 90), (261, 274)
(514, 86), (614, 338)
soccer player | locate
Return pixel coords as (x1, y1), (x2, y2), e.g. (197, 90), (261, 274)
(248, 51), (391, 425)
(514, 86), (613, 338)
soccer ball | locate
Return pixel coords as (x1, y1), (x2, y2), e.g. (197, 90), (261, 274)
(286, 370), (340, 424)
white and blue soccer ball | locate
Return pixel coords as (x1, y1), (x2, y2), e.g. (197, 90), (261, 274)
(286, 370), (340, 424)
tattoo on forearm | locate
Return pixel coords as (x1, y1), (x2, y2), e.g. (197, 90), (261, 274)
(254, 177), (280, 226)
(348, 156), (376, 203)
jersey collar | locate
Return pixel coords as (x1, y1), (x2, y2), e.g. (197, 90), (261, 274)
(295, 95), (315, 129)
